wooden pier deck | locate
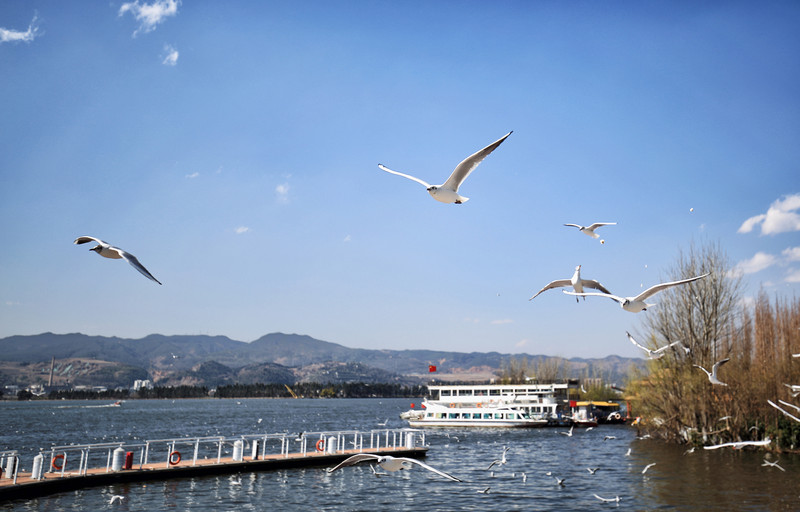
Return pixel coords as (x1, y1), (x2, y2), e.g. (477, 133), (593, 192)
(0, 429), (428, 502)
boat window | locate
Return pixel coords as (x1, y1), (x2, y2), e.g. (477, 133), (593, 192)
(448, 413), (458, 419)
(483, 413), (492, 419)
(440, 389), (451, 397)
(472, 413), (481, 419)
(458, 389), (472, 396)
(494, 413), (503, 419)
(474, 389), (487, 396)
(489, 389), (500, 396)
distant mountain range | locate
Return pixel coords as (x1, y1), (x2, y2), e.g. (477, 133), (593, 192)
(0, 332), (643, 389)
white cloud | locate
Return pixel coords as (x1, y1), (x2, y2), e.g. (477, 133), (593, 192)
(162, 44), (179, 66)
(234, 226), (250, 235)
(275, 183), (290, 203)
(786, 269), (800, 283)
(185, 171), (199, 179)
(515, 339), (529, 348)
(0, 15), (40, 44)
(119, 0), (180, 37)
(729, 252), (777, 277)
(782, 246), (800, 262)
(491, 318), (513, 325)
(738, 193), (800, 235)
(343, 234), (351, 243)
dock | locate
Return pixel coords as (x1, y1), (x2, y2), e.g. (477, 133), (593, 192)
(0, 428), (427, 502)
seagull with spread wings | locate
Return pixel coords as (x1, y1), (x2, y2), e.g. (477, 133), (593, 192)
(626, 332), (688, 359)
(564, 273), (710, 313)
(74, 236), (162, 285)
(378, 132), (511, 204)
(327, 454), (461, 482)
(530, 265), (612, 302)
(694, 358), (730, 386)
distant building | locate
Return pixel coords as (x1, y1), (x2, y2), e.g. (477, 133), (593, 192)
(133, 379), (152, 391)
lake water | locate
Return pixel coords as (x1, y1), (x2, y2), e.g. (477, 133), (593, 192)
(1, 398), (798, 510)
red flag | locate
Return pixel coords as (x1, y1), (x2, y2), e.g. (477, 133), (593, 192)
(428, 365), (437, 372)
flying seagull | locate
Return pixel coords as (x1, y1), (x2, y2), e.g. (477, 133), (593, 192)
(109, 495), (125, 504)
(768, 400), (800, 423)
(559, 425), (574, 437)
(530, 265), (612, 302)
(587, 467), (599, 475)
(74, 236), (162, 285)
(564, 222), (616, 240)
(626, 332), (687, 360)
(642, 463), (656, 474)
(784, 384), (800, 398)
(486, 445), (510, 470)
(693, 358), (730, 386)
(563, 273), (710, 313)
(594, 494), (620, 503)
(378, 131), (512, 204)
(761, 459), (786, 472)
(703, 438), (772, 450)
(554, 476), (566, 486)
(327, 454), (461, 482)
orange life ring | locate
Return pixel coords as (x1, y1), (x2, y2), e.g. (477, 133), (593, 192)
(316, 439), (325, 452)
(449, 403), (456, 408)
(51, 454), (64, 470)
(477, 403), (482, 408)
(168, 451), (181, 465)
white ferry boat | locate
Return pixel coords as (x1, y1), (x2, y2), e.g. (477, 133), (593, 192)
(401, 382), (575, 428)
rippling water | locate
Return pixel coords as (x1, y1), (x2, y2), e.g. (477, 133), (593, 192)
(2, 398), (798, 510)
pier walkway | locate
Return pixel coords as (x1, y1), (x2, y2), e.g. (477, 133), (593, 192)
(0, 428), (426, 502)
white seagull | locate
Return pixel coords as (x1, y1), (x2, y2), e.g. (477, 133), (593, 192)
(564, 273), (710, 313)
(642, 462), (656, 474)
(703, 438), (772, 450)
(327, 454), (461, 482)
(554, 476), (566, 486)
(626, 332), (687, 360)
(564, 222), (616, 239)
(530, 265), (612, 302)
(559, 425), (574, 437)
(74, 236), (162, 285)
(587, 467), (599, 475)
(761, 459), (785, 472)
(378, 131), (512, 204)
(109, 495), (125, 504)
(768, 400), (800, 423)
(486, 445), (510, 470)
(693, 358), (730, 386)
(594, 494), (620, 503)
(784, 384), (800, 398)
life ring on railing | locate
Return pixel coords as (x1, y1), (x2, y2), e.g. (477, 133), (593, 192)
(316, 439), (325, 452)
(449, 403), (456, 408)
(51, 454), (64, 470)
(477, 403), (482, 408)
(168, 451), (181, 465)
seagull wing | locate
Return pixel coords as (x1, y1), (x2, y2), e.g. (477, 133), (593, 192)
(563, 223), (583, 230)
(117, 249), (162, 285)
(586, 222), (616, 231)
(529, 279), (572, 300)
(653, 340), (684, 354)
(441, 131), (512, 192)
(626, 332), (652, 354)
(634, 273), (710, 302)
(581, 279), (612, 295)
(74, 236), (107, 246)
(693, 364), (712, 378)
(711, 358), (730, 375)
(768, 400), (800, 423)
(563, 290), (625, 304)
(402, 457), (462, 482)
(378, 164), (432, 188)
(327, 453), (380, 472)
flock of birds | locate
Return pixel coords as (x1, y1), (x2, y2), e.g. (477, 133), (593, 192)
(74, 132), (795, 504)
(324, 436), (672, 504)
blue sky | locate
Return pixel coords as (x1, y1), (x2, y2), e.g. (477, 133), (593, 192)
(1, 1), (799, 359)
